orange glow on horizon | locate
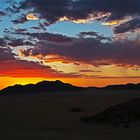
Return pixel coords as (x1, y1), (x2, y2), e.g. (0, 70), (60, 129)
(0, 77), (140, 90)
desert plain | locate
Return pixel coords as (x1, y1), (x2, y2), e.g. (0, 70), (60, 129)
(0, 89), (140, 140)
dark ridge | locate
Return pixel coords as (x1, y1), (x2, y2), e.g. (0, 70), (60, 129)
(0, 80), (84, 95)
(1, 81), (140, 95)
(103, 83), (140, 90)
(80, 98), (140, 125)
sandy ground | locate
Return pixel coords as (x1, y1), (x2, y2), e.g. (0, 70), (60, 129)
(0, 89), (140, 140)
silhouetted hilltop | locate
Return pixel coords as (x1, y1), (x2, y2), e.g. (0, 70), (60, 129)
(0, 80), (83, 95)
(103, 83), (140, 90)
(1, 81), (140, 95)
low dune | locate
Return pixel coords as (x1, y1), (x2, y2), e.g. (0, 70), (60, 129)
(80, 98), (140, 126)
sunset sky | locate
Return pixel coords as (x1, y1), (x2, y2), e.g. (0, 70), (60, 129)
(0, 0), (140, 89)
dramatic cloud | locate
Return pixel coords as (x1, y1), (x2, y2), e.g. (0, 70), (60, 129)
(18, 0), (140, 20)
(9, 0), (139, 32)
(114, 17), (140, 34)
(19, 32), (140, 67)
(0, 47), (81, 78)
(0, 59), (81, 78)
(1, 0), (140, 88)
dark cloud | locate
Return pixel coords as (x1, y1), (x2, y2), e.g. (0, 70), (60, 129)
(1, 0), (140, 80)
(7, 0), (140, 33)
(0, 11), (6, 16)
(114, 17), (140, 34)
(0, 11), (6, 22)
(19, 32), (140, 67)
(8, 39), (25, 47)
(0, 38), (7, 47)
(12, 14), (27, 24)
(10, 30), (140, 67)
(17, 0), (140, 23)
(0, 47), (15, 62)
(16, 32), (74, 43)
(78, 31), (111, 41)
(8, 38), (35, 47)
(15, 28), (27, 33)
(18, 0), (71, 24)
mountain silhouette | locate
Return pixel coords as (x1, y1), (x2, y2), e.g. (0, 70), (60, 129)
(1, 81), (140, 95)
(0, 80), (83, 95)
(103, 83), (140, 90)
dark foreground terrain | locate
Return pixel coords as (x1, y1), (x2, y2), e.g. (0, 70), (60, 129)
(0, 89), (140, 140)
